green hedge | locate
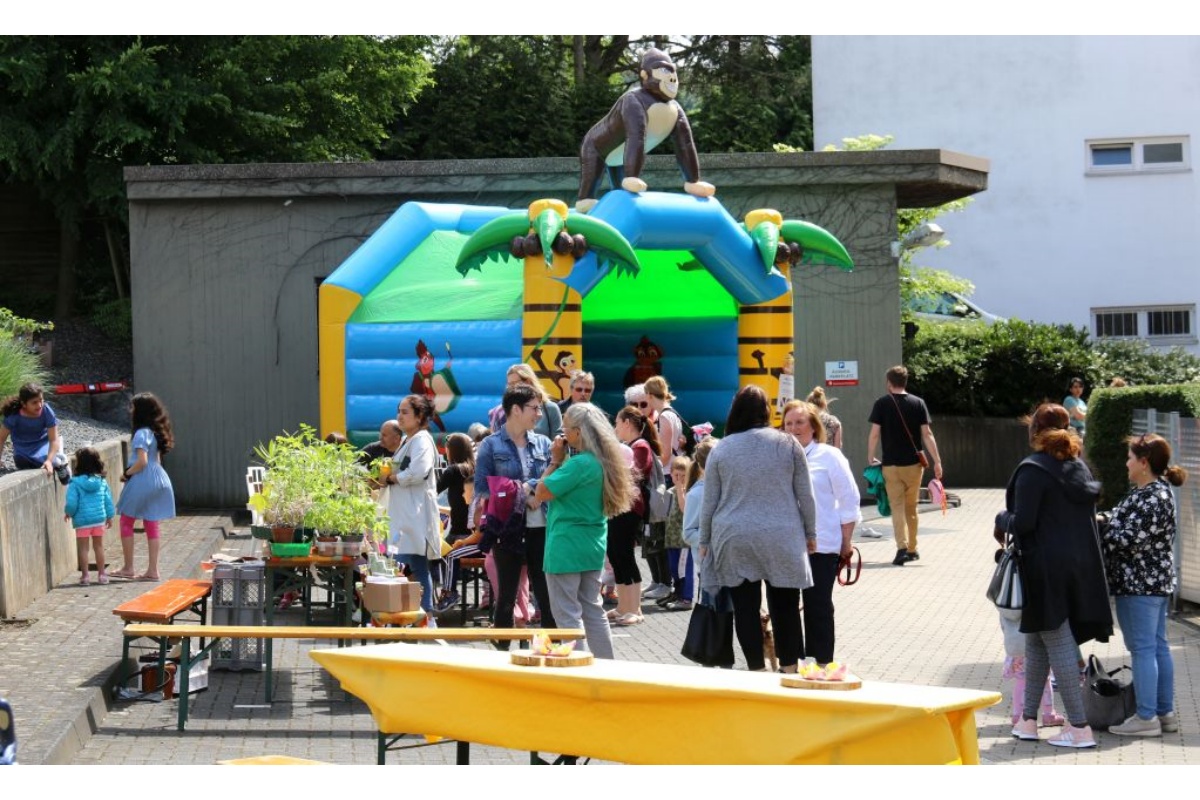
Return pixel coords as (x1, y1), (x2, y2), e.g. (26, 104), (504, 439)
(904, 319), (1200, 419)
(904, 320), (1094, 417)
(1086, 384), (1200, 509)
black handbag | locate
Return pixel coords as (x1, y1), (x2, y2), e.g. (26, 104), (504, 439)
(986, 533), (1023, 610)
(1083, 654), (1137, 730)
(680, 589), (734, 668)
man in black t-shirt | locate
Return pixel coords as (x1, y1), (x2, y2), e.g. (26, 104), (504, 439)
(358, 420), (402, 466)
(866, 365), (944, 566)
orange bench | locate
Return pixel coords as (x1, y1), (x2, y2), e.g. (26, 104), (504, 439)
(114, 579), (212, 697)
(113, 578), (212, 624)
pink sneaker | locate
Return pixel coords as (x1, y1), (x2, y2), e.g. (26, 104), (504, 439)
(1048, 723), (1096, 748)
(1040, 710), (1066, 727)
(1011, 718), (1038, 741)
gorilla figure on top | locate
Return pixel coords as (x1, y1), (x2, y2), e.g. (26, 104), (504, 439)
(576, 47), (716, 213)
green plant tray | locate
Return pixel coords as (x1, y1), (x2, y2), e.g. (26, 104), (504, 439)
(250, 525), (272, 540)
(270, 543), (312, 557)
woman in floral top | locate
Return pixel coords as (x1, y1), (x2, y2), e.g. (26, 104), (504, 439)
(1100, 433), (1188, 737)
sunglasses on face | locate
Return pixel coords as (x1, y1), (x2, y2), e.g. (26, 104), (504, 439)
(573, 386), (594, 394)
(637, 401), (649, 408)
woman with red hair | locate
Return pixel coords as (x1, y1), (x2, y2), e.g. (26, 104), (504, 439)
(996, 404), (1112, 748)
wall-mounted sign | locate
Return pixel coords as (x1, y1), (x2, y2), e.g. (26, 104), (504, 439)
(825, 360), (859, 387)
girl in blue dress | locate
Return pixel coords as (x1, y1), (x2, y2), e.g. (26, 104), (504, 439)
(113, 393), (175, 581)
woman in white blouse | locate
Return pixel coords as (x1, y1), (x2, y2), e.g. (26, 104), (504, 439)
(781, 399), (861, 664)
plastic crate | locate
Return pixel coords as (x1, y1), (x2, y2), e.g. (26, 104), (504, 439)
(212, 636), (264, 672)
(212, 605), (263, 628)
(210, 562), (267, 672)
(212, 563), (266, 610)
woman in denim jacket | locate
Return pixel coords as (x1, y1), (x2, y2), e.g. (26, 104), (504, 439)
(474, 383), (555, 645)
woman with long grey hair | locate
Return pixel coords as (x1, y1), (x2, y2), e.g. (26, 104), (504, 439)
(535, 403), (636, 658)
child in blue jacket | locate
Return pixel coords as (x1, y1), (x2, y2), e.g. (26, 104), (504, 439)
(64, 447), (115, 585)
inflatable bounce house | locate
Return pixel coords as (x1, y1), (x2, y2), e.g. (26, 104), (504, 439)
(319, 48), (852, 444)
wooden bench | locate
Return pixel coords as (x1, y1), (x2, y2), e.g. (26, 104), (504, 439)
(121, 623), (585, 738)
(113, 579), (213, 694)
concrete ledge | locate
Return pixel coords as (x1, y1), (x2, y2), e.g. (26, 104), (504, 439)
(124, 150), (988, 208)
(0, 436), (127, 618)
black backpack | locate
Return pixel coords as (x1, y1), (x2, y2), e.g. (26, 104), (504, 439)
(662, 407), (697, 457)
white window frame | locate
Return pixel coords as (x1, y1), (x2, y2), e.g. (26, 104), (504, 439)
(1086, 136), (1190, 175)
(1092, 304), (1197, 347)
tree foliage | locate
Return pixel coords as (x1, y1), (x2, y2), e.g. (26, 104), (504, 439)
(386, 36), (614, 160)
(0, 35), (433, 314)
(388, 35), (814, 161)
(675, 36), (812, 153)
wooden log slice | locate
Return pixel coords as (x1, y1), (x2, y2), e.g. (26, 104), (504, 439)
(780, 672), (863, 690)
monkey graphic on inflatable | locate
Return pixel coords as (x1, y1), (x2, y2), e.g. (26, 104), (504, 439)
(409, 339), (460, 431)
(577, 48), (716, 213)
(623, 335), (664, 387)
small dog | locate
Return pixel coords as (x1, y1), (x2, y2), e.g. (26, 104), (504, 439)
(761, 611), (778, 672)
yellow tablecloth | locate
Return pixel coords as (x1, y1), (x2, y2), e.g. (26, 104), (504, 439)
(311, 643), (999, 765)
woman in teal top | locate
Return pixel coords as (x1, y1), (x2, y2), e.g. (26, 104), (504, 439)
(1064, 377), (1087, 439)
(535, 403), (636, 659)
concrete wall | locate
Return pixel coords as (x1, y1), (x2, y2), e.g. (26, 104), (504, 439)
(813, 35), (1200, 353)
(0, 437), (127, 618)
(125, 152), (987, 506)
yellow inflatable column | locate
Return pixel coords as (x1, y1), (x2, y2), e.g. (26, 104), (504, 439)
(737, 266), (795, 427)
(319, 283), (363, 439)
(521, 200), (584, 404)
(523, 252), (584, 404)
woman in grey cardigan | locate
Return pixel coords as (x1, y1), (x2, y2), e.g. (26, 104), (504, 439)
(699, 385), (817, 672)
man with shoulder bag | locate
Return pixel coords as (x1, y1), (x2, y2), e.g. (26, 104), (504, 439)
(866, 365), (944, 566)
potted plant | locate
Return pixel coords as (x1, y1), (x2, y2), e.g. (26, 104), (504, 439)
(249, 425), (327, 542)
(249, 424), (389, 554)
(304, 443), (390, 555)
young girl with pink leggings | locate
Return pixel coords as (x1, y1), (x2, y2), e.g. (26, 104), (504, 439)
(113, 393), (176, 581)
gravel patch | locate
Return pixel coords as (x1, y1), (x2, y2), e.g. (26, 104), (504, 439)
(48, 317), (133, 385)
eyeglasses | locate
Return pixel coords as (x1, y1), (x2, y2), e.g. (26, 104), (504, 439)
(573, 386), (594, 395)
(524, 404), (544, 415)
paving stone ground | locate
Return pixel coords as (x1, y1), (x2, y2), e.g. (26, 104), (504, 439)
(3, 489), (1199, 769)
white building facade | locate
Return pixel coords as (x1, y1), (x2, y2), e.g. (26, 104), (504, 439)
(813, 35), (1199, 352)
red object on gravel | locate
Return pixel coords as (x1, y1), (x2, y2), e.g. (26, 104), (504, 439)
(54, 381), (127, 395)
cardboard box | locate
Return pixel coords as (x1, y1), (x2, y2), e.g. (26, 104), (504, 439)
(361, 579), (422, 613)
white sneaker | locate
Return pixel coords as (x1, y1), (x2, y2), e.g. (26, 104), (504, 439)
(642, 583), (671, 600)
(1109, 714), (1161, 737)
(1048, 723), (1097, 748)
(1159, 712), (1179, 733)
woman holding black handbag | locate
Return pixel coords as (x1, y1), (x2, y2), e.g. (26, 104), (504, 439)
(1099, 433), (1187, 737)
(995, 403), (1112, 748)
